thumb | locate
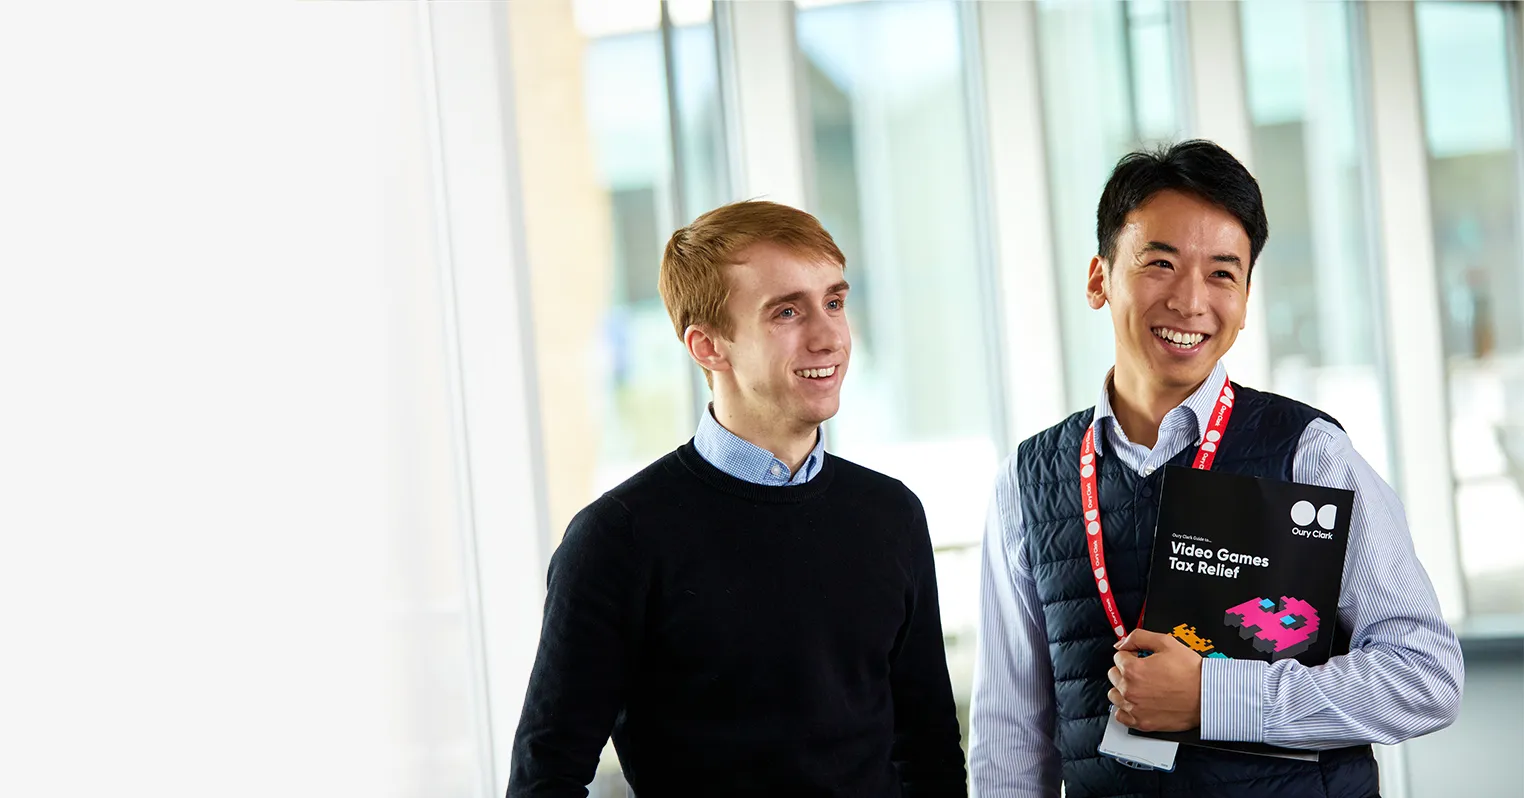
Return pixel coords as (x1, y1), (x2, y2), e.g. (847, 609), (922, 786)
(1117, 628), (1175, 652)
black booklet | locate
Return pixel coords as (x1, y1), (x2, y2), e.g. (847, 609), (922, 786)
(1128, 465), (1353, 760)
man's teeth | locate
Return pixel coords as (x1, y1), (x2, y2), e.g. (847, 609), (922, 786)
(1153, 328), (1206, 347)
(794, 365), (837, 379)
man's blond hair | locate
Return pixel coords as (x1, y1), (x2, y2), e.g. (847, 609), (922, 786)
(658, 201), (846, 385)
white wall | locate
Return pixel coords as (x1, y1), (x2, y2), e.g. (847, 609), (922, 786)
(1, 2), (543, 796)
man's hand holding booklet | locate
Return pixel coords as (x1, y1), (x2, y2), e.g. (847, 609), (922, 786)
(1100, 465), (1354, 768)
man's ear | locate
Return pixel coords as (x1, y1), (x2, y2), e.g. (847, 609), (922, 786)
(684, 324), (731, 374)
(1086, 256), (1109, 310)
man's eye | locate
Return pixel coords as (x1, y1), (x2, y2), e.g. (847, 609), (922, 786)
(1151, 260), (1174, 269)
(779, 308), (797, 318)
(827, 299), (844, 310)
(1214, 270), (1237, 280)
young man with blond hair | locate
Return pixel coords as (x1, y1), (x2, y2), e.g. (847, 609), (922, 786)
(509, 200), (967, 797)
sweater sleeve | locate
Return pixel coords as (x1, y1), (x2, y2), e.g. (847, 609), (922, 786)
(889, 485), (970, 796)
(507, 497), (644, 797)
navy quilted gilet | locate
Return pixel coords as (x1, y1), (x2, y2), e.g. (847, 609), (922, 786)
(1015, 383), (1379, 798)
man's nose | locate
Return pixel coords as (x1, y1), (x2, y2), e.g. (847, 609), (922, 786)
(807, 313), (846, 352)
(1166, 274), (1208, 316)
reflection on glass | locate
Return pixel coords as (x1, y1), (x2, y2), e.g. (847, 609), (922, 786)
(1239, 0), (1393, 480)
(1037, 0), (1187, 410)
(1416, 0), (1524, 615)
(797, 0), (1001, 749)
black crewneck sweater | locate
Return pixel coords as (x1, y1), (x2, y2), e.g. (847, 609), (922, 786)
(508, 441), (967, 797)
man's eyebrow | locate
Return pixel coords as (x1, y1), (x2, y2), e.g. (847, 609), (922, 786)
(1140, 241), (1180, 255)
(759, 281), (852, 310)
(759, 290), (808, 310)
(1139, 241), (1242, 266)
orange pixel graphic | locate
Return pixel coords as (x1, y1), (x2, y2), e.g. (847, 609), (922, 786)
(1171, 623), (1215, 653)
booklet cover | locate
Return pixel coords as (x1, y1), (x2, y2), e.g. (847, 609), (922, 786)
(1128, 465), (1354, 760)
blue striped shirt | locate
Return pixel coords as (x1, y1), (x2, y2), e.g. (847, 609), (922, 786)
(969, 361), (1464, 797)
(694, 404), (826, 485)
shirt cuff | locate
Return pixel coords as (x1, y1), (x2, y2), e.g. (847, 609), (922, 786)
(1199, 656), (1265, 742)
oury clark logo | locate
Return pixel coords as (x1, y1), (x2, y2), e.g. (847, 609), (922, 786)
(1290, 500), (1337, 540)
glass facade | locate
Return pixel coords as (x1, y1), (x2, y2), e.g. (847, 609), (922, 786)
(1036, 0), (1189, 410)
(1416, 0), (1524, 615)
(797, 0), (1003, 743)
(1241, 0), (1395, 479)
(497, 0), (1524, 789)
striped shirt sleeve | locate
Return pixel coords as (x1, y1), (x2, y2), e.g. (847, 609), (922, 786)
(969, 458), (1062, 797)
(1199, 419), (1465, 747)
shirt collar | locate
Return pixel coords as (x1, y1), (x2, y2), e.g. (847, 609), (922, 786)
(1090, 360), (1229, 457)
(694, 404), (826, 486)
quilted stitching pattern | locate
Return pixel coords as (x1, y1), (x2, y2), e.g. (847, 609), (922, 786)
(1014, 384), (1378, 798)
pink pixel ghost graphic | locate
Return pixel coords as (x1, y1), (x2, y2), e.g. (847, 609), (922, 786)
(1224, 596), (1320, 661)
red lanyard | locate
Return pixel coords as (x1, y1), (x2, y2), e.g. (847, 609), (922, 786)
(1080, 377), (1235, 640)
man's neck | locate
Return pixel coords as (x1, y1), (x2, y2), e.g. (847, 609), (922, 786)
(711, 399), (818, 476)
(1107, 366), (1206, 450)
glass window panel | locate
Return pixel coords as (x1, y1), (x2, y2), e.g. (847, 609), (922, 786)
(669, 5), (729, 221)
(1037, 0), (1188, 410)
(511, 1), (726, 788)
(1415, 0), (1524, 616)
(580, 19), (694, 495)
(1124, 0), (1185, 141)
(1240, 0), (1395, 481)
(797, 0), (1002, 751)
(797, 0), (1001, 541)
(518, 0), (728, 520)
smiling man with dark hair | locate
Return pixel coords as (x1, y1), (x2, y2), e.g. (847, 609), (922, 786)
(969, 141), (1463, 798)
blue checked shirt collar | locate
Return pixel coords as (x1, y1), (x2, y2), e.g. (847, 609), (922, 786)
(1090, 360), (1229, 458)
(694, 404), (826, 486)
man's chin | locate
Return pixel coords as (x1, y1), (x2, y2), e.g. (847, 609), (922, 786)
(1155, 362), (1217, 392)
(793, 399), (840, 429)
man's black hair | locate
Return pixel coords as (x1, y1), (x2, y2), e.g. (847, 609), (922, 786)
(1096, 139), (1268, 278)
